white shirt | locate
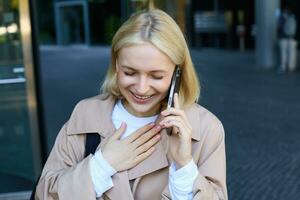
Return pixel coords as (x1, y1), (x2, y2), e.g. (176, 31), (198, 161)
(89, 100), (198, 199)
(112, 100), (158, 139)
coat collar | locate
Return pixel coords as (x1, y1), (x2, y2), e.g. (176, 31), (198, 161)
(66, 94), (116, 137)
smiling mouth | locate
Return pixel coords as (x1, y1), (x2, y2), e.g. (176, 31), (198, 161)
(130, 91), (154, 101)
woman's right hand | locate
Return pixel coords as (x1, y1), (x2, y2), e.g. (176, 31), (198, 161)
(101, 122), (161, 172)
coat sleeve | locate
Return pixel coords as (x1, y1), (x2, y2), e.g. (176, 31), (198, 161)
(191, 120), (227, 200)
(161, 118), (227, 200)
(35, 123), (102, 200)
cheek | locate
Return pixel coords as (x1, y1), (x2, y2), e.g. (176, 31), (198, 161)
(154, 79), (171, 93)
(117, 73), (134, 88)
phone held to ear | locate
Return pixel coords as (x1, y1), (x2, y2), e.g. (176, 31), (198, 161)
(166, 65), (182, 135)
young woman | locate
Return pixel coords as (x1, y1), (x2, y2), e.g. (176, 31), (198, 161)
(35, 9), (227, 200)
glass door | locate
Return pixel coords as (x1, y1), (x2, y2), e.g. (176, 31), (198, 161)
(0, 0), (41, 195)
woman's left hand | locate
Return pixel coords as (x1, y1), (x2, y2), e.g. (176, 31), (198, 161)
(159, 93), (193, 168)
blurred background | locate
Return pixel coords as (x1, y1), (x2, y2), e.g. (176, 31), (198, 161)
(0, 0), (299, 199)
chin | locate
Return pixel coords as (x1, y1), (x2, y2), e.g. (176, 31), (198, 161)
(131, 103), (160, 116)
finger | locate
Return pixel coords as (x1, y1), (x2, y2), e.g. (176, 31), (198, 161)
(133, 125), (161, 147)
(161, 120), (190, 138)
(161, 107), (184, 117)
(162, 119), (182, 131)
(174, 93), (180, 109)
(161, 108), (190, 128)
(111, 122), (127, 140)
(159, 115), (182, 124)
(159, 116), (186, 129)
(172, 127), (180, 135)
(135, 134), (160, 155)
(127, 123), (155, 142)
(134, 147), (156, 165)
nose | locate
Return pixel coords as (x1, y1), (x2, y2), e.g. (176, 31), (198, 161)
(135, 75), (150, 94)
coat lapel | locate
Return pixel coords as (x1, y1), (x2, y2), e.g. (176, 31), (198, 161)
(128, 130), (169, 180)
(105, 171), (134, 200)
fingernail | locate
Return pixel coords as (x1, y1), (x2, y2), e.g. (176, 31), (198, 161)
(121, 122), (126, 127)
(155, 125), (161, 131)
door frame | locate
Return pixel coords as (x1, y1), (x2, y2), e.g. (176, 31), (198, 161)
(54, 0), (90, 45)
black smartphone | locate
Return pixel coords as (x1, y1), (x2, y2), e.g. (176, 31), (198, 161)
(166, 65), (182, 135)
(167, 65), (182, 108)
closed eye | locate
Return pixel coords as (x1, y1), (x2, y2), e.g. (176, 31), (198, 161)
(124, 71), (136, 76)
(151, 75), (164, 80)
(123, 69), (164, 79)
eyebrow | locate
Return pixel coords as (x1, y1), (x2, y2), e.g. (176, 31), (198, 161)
(121, 65), (167, 73)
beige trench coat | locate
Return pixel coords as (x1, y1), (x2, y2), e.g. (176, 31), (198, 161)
(35, 94), (227, 200)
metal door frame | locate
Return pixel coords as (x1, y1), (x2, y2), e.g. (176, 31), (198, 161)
(0, 0), (42, 198)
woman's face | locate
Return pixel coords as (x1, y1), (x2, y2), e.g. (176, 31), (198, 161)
(116, 43), (175, 117)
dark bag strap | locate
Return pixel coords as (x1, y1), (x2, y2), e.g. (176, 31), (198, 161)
(30, 133), (101, 200)
(30, 175), (39, 200)
(84, 133), (101, 157)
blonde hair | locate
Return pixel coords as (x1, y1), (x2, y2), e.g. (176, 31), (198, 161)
(101, 9), (200, 108)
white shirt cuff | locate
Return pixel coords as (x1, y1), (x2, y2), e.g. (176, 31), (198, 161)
(89, 150), (117, 197)
(169, 159), (198, 199)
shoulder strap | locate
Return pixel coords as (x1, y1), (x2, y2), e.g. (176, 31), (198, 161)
(84, 133), (101, 157)
(30, 175), (39, 200)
